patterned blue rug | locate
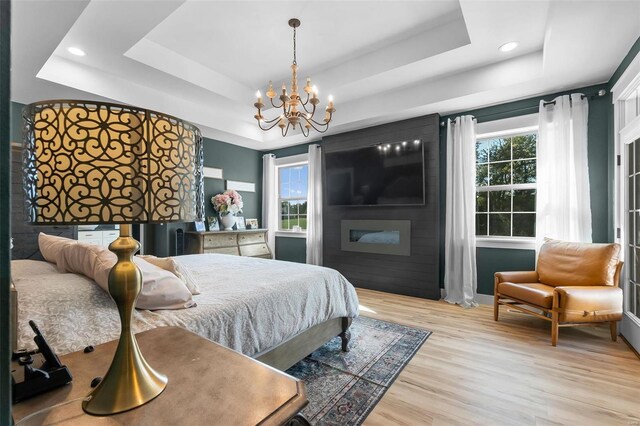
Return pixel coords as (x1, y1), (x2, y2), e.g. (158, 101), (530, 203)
(286, 316), (431, 425)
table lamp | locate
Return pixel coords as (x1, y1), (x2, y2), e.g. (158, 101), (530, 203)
(22, 100), (204, 415)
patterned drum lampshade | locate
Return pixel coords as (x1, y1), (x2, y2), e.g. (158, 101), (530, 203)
(23, 100), (204, 224)
(22, 100), (204, 415)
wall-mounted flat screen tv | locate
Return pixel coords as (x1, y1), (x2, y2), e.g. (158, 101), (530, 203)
(325, 140), (425, 206)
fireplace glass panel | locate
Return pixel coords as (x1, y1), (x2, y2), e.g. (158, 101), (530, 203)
(350, 230), (400, 245)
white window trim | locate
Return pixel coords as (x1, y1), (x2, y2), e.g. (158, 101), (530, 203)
(476, 113), (538, 136)
(476, 236), (536, 250)
(475, 116), (538, 249)
(275, 153), (309, 238)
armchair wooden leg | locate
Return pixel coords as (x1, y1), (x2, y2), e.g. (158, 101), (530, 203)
(551, 293), (559, 346)
(610, 321), (618, 342)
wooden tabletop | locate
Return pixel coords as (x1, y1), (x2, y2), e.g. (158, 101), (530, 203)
(12, 327), (307, 425)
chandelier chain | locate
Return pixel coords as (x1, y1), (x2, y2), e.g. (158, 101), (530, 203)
(293, 25), (297, 65)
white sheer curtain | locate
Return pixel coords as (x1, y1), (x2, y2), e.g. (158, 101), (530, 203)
(306, 144), (323, 265)
(444, 115), (479, 308)
(536, 94), (591, 246)
(262, 154), (277, 258)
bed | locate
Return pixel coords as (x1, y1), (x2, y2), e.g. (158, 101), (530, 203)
(11, 254), (360, 370)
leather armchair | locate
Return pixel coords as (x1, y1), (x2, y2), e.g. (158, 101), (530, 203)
(494, 239), (623, 346)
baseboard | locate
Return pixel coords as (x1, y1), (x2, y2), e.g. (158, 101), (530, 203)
(440, 289), (493, 305)
(621, 335), (640, 360)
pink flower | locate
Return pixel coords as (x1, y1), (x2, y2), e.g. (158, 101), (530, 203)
(211, 190), (243, 214)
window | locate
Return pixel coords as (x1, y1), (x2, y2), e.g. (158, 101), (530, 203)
(278, 161), (308, 232)
(475, 132), (537, 239)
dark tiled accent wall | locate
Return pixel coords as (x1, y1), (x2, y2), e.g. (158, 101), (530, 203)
(322, 115), (440, 299)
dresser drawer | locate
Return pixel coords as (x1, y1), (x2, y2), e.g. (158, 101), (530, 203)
(102, 231), (119, 245)
(77, 232), (100, 241)
(238, 232), (266, 245)
(239, 244), (271, 257)
(204, 234), (237, 248)
(204, 246), (240, 256)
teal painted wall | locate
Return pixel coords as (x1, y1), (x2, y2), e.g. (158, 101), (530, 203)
(476, 248), (536, 292)
(440, 83), (613, 295)
(275, 236), (306, 263)
(609, 36), (640, 89)
(152, 137), (263, 256)
(202, 137), (262, 220)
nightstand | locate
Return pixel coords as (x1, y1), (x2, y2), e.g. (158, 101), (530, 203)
(12, 327), (309, 425)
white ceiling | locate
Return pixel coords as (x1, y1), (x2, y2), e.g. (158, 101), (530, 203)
(11, 0), (640, 150)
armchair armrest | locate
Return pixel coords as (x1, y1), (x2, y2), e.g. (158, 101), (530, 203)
(494, 271), (539, 284)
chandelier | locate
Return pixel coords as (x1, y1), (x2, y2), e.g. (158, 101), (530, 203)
(254, 18), (335, 137)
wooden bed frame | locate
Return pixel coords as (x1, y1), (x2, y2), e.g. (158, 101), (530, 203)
(10, 282), (353, 371)
(256, 317), (352, 370)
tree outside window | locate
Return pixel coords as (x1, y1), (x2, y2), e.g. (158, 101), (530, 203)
(279, 164), (308, 230)
(476, 133), (537, 238)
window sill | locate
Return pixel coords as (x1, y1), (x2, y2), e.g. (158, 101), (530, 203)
(275, 231), (307, 239)
(476, 237), (536, 250)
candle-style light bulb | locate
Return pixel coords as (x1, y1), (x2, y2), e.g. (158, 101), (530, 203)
(266, 81), (276, 99)
(328, 94), (334, 109)
(256, 90), (262, 101)
(312, 85), (318, 99)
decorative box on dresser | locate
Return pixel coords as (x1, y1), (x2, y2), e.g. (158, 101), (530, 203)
(185, 229), (272, 259)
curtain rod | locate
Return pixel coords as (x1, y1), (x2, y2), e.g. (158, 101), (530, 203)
(441, 89), (608, 126)
(441, 116), (477, 126)
(541, 89), (607, 106)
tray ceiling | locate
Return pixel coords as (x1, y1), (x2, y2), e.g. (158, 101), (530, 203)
(11, 0), (640, 149)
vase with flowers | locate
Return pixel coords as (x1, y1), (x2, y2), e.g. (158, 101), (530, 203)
(211, 190), (244, 230)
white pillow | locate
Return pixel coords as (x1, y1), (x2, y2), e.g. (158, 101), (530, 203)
(132, 257), (196, 310)
(38, 233), (78, 271)
(138, 255), (201, 295)
(59, 243), (195, 310)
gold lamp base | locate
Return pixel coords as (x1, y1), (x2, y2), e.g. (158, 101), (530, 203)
(82, 225), (168, 415)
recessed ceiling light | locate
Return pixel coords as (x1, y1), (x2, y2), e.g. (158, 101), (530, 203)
(499, 42), (518, 53)
(67, 47), (86, 57)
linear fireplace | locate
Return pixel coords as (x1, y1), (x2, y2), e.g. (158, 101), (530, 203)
(341, 220), (411, 256)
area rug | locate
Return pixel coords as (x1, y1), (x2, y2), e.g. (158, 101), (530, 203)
(286, 316), (431, 425)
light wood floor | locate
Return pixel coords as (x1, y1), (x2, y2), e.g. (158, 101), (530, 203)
(356, 288), (640, 426)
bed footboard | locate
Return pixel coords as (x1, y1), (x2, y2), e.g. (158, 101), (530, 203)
(255, 316), (354, 371)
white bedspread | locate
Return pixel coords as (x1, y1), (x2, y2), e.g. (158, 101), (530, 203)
(12, 254), (359, 356)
